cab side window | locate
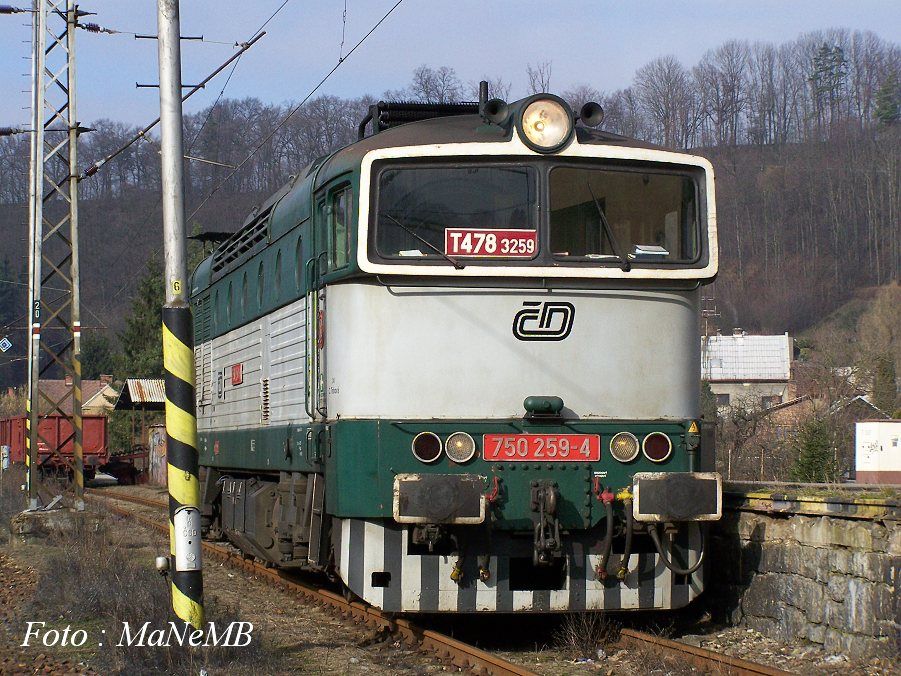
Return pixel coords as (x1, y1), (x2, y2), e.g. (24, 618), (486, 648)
(330, 187), (351, 270)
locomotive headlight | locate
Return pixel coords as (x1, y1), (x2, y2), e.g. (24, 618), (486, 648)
(412, 431), (443, 463)
(642, 432), (673, 462)
(445, 432), (476, 463)
(609, 432), (640, 463)
(518, 97), (573, 153)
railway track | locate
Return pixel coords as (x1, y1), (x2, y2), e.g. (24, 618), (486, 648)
(87, 488), (790, 676)
(85, 489), (534, 676)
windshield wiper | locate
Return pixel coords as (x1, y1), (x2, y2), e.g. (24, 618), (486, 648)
(586, 181), (631, 272)
(380, 212), (465, 270)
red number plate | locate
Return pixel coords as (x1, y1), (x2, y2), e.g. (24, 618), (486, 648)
(230, 363), (243, 385)
(482, 434), (601, 462)
(445, 228), (537, 258)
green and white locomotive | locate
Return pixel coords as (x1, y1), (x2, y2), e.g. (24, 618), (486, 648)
(192, 87), (722, 613)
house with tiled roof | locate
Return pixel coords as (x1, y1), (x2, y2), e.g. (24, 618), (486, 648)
(38, 375), (117, 416)
(701, 330), (794, 411)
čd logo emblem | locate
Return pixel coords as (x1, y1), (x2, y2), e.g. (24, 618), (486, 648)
(513, 301), (575, 341)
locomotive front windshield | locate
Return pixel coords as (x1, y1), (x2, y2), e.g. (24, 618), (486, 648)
(375, 165), (536, 259)
(372, 160), (702, 267)
(550, 167), (699, 262)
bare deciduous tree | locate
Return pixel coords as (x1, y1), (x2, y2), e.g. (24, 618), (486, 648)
(694, 40), (751, 146)
(562, 84), (604, 113)
(408, 65), (463, 103)
(526, 61), (553, 94)
(0, 31), (898, 389)
(633, 55), (701, 147)
(601, 87), (646, 138)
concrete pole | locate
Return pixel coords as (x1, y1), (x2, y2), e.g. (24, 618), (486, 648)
(66, 0), (84, 512)
(157, 0), (187, 299)
(24, 0), (38, 510)
(157, 0), (203, 628)
(26, 0), (47, 511)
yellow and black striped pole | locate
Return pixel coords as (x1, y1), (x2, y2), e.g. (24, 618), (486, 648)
(25, 397), (35, 509)
(72, 323), (84, 511)
(163, 307), (203, 628)
(157, 0), (202, 629)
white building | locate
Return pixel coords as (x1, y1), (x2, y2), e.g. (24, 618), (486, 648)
(855, 420), (901, 484)
(701, 330), (794, 411)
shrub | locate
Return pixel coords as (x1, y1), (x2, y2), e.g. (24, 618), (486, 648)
(789, 418), (838, 482)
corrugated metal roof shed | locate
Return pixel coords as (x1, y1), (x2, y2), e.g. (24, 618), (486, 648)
(114, 379), (166, 410)
(702, 332), (792, 382)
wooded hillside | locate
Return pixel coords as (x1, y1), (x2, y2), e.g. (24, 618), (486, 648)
(0, 28), (898, 386)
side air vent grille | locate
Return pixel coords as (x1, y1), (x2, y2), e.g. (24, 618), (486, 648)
(194, 295), (213, 407)
(261, 378), (270, 424)
(211, 206), (273, 274)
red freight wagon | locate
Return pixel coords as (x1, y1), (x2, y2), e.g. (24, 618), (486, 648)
(0, 415), (108, 479)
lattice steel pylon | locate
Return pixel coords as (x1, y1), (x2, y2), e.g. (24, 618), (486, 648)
(25, 0), (85, 510)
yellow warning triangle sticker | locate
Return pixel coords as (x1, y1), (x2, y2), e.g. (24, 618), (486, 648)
(688, 421), (699, 434)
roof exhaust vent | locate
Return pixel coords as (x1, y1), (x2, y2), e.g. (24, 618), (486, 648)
(358, 100), (480, 139)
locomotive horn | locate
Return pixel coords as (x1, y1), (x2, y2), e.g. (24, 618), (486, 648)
(579, 101), (605, 127)
(484, 98), (510, 125)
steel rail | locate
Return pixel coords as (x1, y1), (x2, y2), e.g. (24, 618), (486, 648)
(85, 490), (535, 676)
(616, 629), (792, 676)
(89, 489), (791, 676)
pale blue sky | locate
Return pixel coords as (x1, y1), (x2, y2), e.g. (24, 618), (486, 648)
(0, 1), (898, 126)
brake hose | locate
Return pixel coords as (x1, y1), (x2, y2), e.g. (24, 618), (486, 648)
(648, 523), (706, 575)
(595, 493), (614, 580)
(616, 498), (633, 580)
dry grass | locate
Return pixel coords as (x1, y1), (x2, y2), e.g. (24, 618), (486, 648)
(26, 511), (283, 675)
(0, 464), (27, 524)
(552, 613), (707, 675)
(553, 611), (620, 659)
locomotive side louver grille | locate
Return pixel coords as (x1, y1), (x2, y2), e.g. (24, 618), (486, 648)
(194, 295), (213, 406)
(211, 206), (273, 274)
(261, 378), (270, 424)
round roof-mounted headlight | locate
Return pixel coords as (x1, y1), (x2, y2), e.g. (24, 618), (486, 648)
(517, 96), (574, 153)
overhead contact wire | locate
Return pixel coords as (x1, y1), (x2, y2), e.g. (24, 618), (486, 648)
(188, 0), (405, 221)
(187, 0), (294, 152)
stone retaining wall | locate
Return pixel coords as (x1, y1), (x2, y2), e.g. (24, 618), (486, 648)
(708, 485), (900, 658)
